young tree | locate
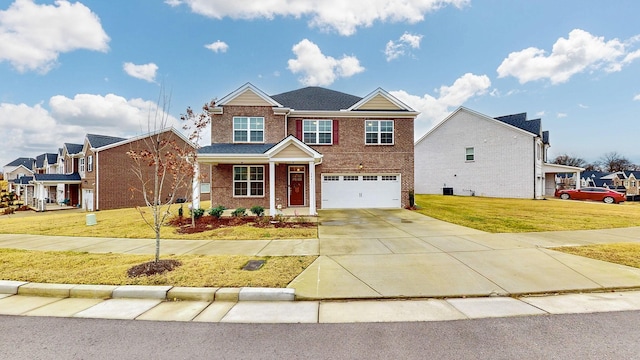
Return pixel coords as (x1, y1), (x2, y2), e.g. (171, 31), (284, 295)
(126, 90), (194, 268)
(180, 100), (215, 227)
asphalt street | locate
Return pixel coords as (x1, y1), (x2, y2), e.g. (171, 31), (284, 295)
(1, 311), (639, 359)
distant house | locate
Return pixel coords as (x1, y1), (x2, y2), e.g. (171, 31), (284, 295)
(8, 127), (200, 211)
(195, 83), (418, 214)
(414, 107), (582, 199)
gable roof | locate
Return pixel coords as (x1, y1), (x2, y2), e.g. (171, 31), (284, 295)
(87, 134), (127, 149)
(64, 143), (83, 155)
(35, 153), (58, 168)
(5, 157), (35, 169)
(271, 87), (362, 111)
(217, 82), (282, 108)
(348, 88), (415, 112)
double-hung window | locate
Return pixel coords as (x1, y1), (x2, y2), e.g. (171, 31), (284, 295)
(87, 155), (93, 172)
(303, 120), (332, 144)
(79, 157), (85, 174)
(365, 120), (394, 144)
(465, 147), (475, 161)
(233, 117), (264, 143)
(233, 166), (264, 197)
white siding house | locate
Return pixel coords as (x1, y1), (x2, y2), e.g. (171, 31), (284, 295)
(414, 107), (552, 199)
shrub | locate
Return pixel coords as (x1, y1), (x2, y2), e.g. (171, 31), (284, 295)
(250, 205), (265, 217)
(231, 207), (246, 217)
(208, 205), (226, 219)
(191, 208), (205, 219)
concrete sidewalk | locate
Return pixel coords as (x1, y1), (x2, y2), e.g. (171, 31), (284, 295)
(2, 208), (640, 322)
(3, 281), (640, 323)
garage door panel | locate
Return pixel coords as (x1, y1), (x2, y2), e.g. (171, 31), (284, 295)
(321, 174), (401, 209)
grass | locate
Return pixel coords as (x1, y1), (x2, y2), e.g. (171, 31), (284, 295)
(414, 194), (640, 233)
(3, 195), (640, 287)
(0, 248), (317, 287)
(554, 243), (640, 269)
(0, 202), (317, 240)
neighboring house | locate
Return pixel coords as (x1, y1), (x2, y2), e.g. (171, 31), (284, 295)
(3, 157), (36, 199)
(414, 107), (582, 199)
(196, 83), (418, 215)
(615, 171), (640, 195)
(57, 128), (197, 211)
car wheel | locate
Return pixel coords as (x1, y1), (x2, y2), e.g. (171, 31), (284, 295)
(560, 193), (570, 200)
(603, 196), (615, 204)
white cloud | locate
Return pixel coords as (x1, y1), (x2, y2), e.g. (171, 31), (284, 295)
(578, 103), (589, 109)
(536, 111), (545, 117)
(497, 29), (640, 84)
(49, 93), (179, 131)
(391, 73), (491, 139)
(168, 0), (469, 36)
(205, 40), (228, 53)
(0, 93), (182, 167)
(385, 32), (423, 61)
(633, 94), (640, 101)
(0, 0), (110, 73)
(123, 62), (159, 83)
(557, 113), (568, 118)
(287, 39), (364, 86)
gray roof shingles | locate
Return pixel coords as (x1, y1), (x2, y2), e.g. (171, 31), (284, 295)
(33, 173), (81, 182)
(494, 113), (542, 136)
(199, 143), (276, 155)
(5, 157), (35, 169)
(65, 143), (83, 155)
(87, 134), (127, 148)
(270, 87), (362, 111)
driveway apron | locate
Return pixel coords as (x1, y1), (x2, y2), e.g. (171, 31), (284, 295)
(288, 209), (640, 300)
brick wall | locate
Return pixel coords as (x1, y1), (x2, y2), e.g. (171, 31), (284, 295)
(95, 131), (195, 210)
(211, 106), (286, 143)
(287, 116), (415, 208)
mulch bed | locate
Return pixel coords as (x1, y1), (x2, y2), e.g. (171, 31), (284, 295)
(127, 259), (182, 277)
(167, 215), (316, 234)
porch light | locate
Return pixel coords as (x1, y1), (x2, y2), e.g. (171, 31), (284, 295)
(358, 163), (364, 170)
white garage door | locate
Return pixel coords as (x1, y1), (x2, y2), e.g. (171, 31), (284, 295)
(321, 174), (401, 209)
(82, 189), (94, 211)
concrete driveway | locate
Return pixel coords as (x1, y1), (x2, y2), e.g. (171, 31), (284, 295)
(288, 209), (640, 300)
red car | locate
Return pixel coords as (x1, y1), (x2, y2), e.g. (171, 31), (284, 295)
(555, 187), (626, 204)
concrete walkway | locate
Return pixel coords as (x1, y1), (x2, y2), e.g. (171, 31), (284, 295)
(2, 208), (640, 322)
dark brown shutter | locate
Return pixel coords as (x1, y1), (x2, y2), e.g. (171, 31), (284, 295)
(296, 120), (302, 140)
(333, 120), (339, 145)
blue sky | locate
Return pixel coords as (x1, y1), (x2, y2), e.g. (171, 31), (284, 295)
(2, 0), (640, 168)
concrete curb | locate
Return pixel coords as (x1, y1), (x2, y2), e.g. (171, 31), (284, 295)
(0, 280), (295, 302)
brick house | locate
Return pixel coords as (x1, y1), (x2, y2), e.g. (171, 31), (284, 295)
(414, 107), (582, 199)
(19, 127), (202, 211)
(195, 83), (418, 215)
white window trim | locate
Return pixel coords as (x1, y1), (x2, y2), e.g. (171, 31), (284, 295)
(233, 165), (265, 197)
(233, 116), (264, 143)
(87, 155), (93, 172)
(79, 157), (85, 175)
(365, 120), (394, 145)
(465, 147), (475, 162)
(303, 119), (333, 145)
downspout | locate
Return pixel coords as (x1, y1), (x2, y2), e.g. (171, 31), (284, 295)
(533, 137), (537, 199)
(95, 150), (99, 210)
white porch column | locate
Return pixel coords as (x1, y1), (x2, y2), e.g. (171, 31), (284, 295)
(308, 161), (316, 215)
(192, 162), (201, 210)
(269, 161), (276, 216)
(575, 171), (581, 189)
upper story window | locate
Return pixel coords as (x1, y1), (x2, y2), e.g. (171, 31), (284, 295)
(465, 147), (475, 161)
(303, 120), (332, 144)
(365, 120), (393, 145)
(87, 155), (93, 172)
(79, 157), (85, 174)
(233, 117), (264, 143)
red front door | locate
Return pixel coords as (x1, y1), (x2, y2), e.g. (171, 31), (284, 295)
(289, 172), (305, 206)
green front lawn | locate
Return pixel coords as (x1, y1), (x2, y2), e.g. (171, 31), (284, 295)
(414, 194), (640, 233)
